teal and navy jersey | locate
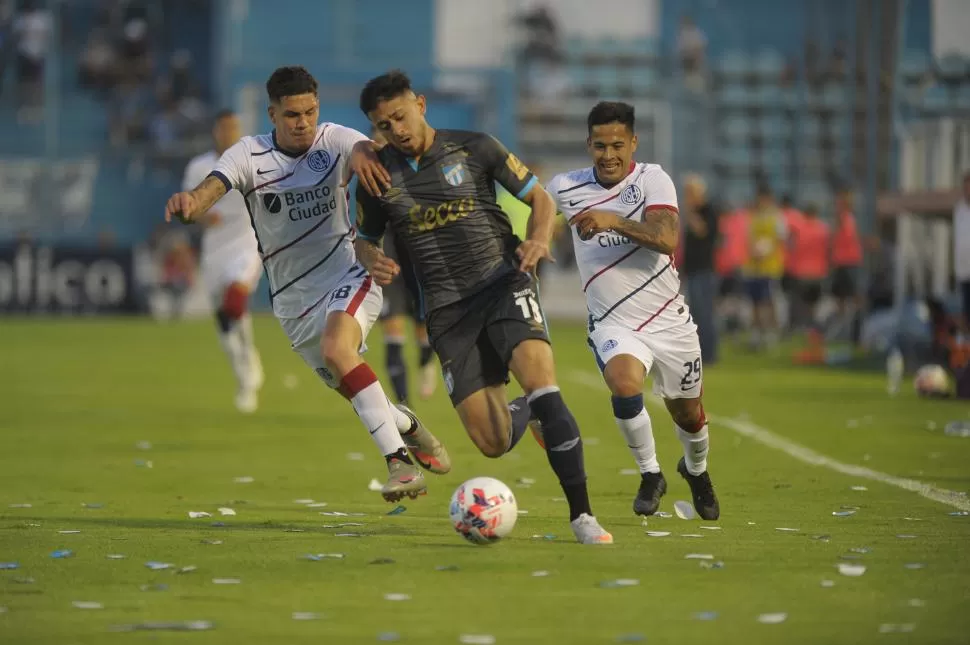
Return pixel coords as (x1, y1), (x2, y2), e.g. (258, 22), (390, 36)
(356, 129), (537, 314)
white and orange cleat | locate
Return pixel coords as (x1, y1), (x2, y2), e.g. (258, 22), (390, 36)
(571, 513), (614, 545)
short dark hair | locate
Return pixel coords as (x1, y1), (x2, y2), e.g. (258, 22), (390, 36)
(587, 101), (635, 134)
(213, 108), (235, 124)
(265, 66), (318, 103)
(359, 70), (413, 115)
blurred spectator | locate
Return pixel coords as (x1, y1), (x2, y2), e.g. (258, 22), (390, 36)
(78, 27), (117, 93)
(150, 97), (181, 154)
(865, 220), (895, 312)
(787, 203), (830, 331)
(744, 185), (786, 350)
(927, 298), (961, 368)
(681, 173), (719, 364)
(779, 195), (803, 330)
(118, 2), (151, 83)
(0, 0), (15, 97)
(157, 50), (208, 139)
(830, 188), (864, 332)
(954, 171), (970, 329)
(677, 15), (706, 90)
(714, 203), (750, 336)
(157, 49), (195, 103)
(516, 4), (560, 65)
(152, 226), (196, 320)
(515, 4), (567, 106)
(11, 0), (52, 122)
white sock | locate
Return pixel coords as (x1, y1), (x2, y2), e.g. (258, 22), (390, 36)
(676, 424), (709, 475)
(236, 314), (263, 388)
(616, 408), (661, 474)
(386, 397), (413, 433)
(218, 325), (249, 389)
(351, 382), (407, 457)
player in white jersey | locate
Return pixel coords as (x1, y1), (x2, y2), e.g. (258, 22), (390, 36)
(163, 66), (451, 502)
(181, 109), (264, 414)
(549, 101), (719, 521)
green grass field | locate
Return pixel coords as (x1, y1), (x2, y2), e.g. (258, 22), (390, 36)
(2, 316), (969, 644)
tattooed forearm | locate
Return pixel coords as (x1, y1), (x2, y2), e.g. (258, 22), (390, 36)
(353, 238), (384, 272)
(189, 176), (229, 220)
(611, 208), (680, 254)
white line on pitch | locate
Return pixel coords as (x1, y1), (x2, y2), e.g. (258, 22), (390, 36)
(567, 370), (970, 512)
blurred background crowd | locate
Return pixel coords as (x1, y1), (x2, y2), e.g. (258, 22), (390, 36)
(0, 0), (967, 395)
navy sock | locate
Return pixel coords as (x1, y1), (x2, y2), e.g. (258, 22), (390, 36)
(418, 342), (433, 368)
(507, 396), (532, 452)
(215, 308), (232, 334)
(529, 388), (591, 520)
(611, 394), (644, 420)
(385, 340), (408, 404)
(384, 446), (413, 465)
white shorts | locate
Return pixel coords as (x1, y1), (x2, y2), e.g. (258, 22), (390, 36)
(588, 322), (703, 400)
(278, 265), (383, 388)
(202, 253), (262, 304)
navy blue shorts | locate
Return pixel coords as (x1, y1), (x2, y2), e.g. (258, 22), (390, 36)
(744, 278), (773, 304)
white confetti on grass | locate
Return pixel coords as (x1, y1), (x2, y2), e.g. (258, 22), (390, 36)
(72, 601), (103, 610)
(600, 579), (639, 588)
(459, 635), (496, 644)
(674, 501), (696, 520)
(212, 578), (241, 585)
(757, 613), (787, 624)
(837, 563), (867, 577)
(879, 624), (916, 634)
(384, 593), (410, 601)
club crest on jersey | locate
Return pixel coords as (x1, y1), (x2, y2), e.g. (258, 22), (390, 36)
(601, 339), (618, 353)
(307, 150), (331, 173)
(620, 184), (643, 205)
(441, 162), (466, 187)
(263, 193), (282, 214)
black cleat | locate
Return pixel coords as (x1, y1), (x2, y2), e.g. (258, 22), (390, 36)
(677, 457), (720, 520)
(633, 470), (667, 516)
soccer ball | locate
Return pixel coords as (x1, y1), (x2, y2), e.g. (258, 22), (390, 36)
(449, 477), (518, 544)
(913, 364), (950, 397)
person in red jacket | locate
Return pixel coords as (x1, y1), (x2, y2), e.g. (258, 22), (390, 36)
(830, 189), (863, 322)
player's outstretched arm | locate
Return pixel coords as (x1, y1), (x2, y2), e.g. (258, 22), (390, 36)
(354, 238), (400, 286)
(571, 207), (680, 255)
(164, 176), (228, 224)
(515, 183), (557, 274)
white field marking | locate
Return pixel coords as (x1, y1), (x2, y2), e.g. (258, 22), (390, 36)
(566, 370), (970, 512)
